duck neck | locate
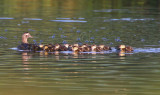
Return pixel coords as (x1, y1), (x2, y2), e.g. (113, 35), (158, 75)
(22, 36), (28, 44)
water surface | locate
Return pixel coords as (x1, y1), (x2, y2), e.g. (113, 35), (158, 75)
(0, 0), (160, 95)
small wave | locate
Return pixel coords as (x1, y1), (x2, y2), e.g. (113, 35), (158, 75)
(23, 18), (43, 20)
(0, 17), (14, 20)
(93, 9), (129, 13)
(104, 18), (154, 22)
(50, 20), (87, 23)
(9, 47), (18, 50)
(56, 18), (71, 19)
(134, 48), (160, 53)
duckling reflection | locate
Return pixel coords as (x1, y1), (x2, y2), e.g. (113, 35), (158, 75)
(118, 50), (126, 57)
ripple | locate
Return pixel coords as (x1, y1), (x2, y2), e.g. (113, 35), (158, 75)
(134, 48), (160, 53)
(56, 18), (71, 19)
(104, 18), (155, 22)
(23, 18), (43, 20)
(0, 17), (14, 20)
(93, 9), (129, 13)
(9, 47), (18, 50)
(50, 20), (87, 23)
(9, 46), (160, 54)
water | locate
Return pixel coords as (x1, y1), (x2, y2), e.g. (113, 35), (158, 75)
(0, 0), (160, 95)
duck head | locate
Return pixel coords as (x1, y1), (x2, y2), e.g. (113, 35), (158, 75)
(22, 32), (33, 44)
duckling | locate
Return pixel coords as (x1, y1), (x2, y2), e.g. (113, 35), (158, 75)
(104, 45), (112, 51)
(59, 45), (68, 51)
(64, 44), (72, 51)
(99, 45), (111, 51)
(33, 45), (41, 51)
(39, 44), (44, 50)
(91, 45), (97, 51)
(73, 44), (79, 47)
(43, 45), (49, 52)
(55, 44), (60, 51)
(72, 46), (80, 52)
(48, 44), (55, 52)
(116, 45), (133, 51)
(91, 45), (101, 52)
(125, 46), (133, 51)
(82, 45), (91, 52)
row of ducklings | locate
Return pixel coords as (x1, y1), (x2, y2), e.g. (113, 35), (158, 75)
(31, 44), (133, 52)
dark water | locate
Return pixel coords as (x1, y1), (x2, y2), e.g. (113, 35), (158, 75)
(0, 0), (160, 95)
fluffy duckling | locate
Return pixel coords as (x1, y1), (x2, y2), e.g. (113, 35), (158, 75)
(48, 44), (55, 52)
(91, 45), (101, 52)
(99, 45), (111, 51)
(80, 44), (91, 52)
(54, 44), (60, 51)
(43, 45), (49, 52)
(72, 46), (80, 52)
(59, 45), (68, 51)
(116, 45), (133, 51)
(73, 44), (79, 47)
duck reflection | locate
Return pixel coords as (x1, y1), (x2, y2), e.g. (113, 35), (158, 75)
(22, 52), (32, 64)
(22, 52), (32, 70)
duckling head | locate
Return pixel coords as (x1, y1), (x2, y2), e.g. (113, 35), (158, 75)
(39, 44), (44, 48)
(73, 44), (79, 47)
(119, 45), (126, 51)
(64, 44), (69, 48)
(99, 45), (105, 49)
(44, 45), (49, 51)
(91, 45), (97, 51)
(82, 44), (87, 48)
(72, 46), (79, 52)
(55, 44), (60, 50)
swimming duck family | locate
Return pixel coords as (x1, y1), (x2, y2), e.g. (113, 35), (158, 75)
(17, 32), (133, 52)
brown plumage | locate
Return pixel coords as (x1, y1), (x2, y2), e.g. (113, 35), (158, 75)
(116, 45), (133, 51)
(18, 33), (134, 53)
(17, 32), (33, 50)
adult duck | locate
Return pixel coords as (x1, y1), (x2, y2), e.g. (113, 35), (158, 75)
(17, 32), (34, 50)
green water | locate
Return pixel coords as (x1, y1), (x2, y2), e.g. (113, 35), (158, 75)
(0, 0), (160, 95)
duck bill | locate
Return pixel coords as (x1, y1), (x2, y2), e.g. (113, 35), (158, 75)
(29, 35), (33, 38)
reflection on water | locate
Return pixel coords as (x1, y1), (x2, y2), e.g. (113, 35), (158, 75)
(0, 50), (158, 95)
(0, 0), (160, 95)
